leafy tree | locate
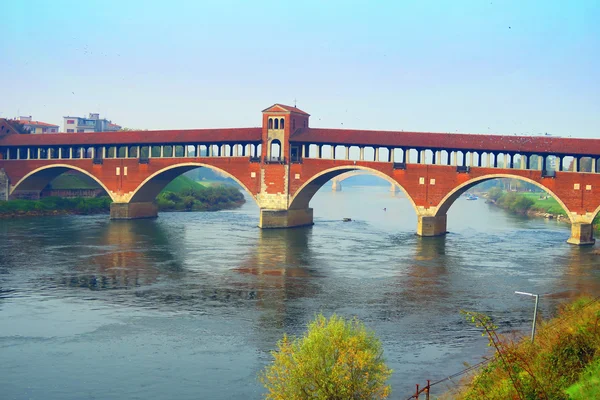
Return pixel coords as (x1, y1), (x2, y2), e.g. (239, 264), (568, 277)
(260, 313), (392, 400)
(487, 187), (504, 202)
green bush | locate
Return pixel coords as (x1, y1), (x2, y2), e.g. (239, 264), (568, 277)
(260, 314), (392, 399)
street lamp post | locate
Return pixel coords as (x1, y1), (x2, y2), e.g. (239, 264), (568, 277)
(515, 291), (540, 343)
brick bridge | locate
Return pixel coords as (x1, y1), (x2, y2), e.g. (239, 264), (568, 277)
(1, 103), (600, 245)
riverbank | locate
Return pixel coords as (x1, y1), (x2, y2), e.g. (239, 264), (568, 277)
(446, 296), (600, 399)
(0, 177), (246, 218)
(483, 189), (599, 231)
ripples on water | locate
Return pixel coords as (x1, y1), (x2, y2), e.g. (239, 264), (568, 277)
(1, 187), (599, 399)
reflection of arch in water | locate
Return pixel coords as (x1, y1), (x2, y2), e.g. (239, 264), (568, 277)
(369, 235), (452, 323)
(331, 170), (398, 192)
(67, 220), (184, 290)
(402, 236), (450, 301)
(236, 227), (319, 334)
(10, 164), (113, 200)
(236, 228), (314, 277)
(290, 166), (417, 214)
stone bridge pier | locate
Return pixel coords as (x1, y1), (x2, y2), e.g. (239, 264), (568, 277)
(0, 168), (9, 201)
(110, 202), (159, 220)
(567, 215), (596, 245)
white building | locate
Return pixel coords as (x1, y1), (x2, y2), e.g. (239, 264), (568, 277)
(63, 113), (121, 133)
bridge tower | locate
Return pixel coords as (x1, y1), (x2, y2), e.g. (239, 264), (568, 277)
(257, 104), (313, 228)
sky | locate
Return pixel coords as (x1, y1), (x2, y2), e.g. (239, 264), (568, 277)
(1, 0), (599, 138)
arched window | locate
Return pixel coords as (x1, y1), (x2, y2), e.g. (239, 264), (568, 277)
(270, 139), (281, 159)
(280, 118), (285, 129)
(274, 119), (279, 129)
(268, 118), (273, 129)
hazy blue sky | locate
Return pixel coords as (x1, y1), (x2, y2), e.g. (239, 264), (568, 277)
(2, 0), (598, 137)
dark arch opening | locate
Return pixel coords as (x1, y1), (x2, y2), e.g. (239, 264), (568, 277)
(280, 118), (285, 129)
(274, 119), (279, 129)
(129, 164), (257, 206)
(11, 166), (110, 201)
(268, 118), (273, 129)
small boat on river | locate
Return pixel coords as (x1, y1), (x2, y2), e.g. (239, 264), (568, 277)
(343, 218), (352, 222)
(466, 194), (478, 200)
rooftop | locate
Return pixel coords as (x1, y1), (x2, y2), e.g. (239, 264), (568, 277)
(262, 104), (310, 116)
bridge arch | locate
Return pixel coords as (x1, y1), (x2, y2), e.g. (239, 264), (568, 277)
(10, 164), (115, 201)
(434, 173), (574, 223)
(128, 163), (259, 205)
(289, 165), (418, 213)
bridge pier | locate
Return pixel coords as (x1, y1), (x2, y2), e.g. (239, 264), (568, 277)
(332, 180), (342, 191)
(567, 223), (595, 246)
(417, 215), (447, 237)
(110, 202), (158, 220)
(259, 208), (313, 229)
(0, 168), (8, 201)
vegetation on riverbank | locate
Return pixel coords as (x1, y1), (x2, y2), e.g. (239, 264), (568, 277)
(0, 176), (245, 217)
(260, 313), (392, 399)
(485, 188), (600, 232)
(156, 183), (245, 211)
(452, 297), (600, 399)
(0, 196), (111, 217)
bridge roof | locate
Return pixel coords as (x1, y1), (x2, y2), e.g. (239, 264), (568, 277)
(291, 128), (600, 156)
(0, 127), (262, 146)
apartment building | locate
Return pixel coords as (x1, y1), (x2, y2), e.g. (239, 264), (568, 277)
(63, 113), (121, 133)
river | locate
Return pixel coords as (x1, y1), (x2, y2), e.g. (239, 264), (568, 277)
(1, 185), (599, 399)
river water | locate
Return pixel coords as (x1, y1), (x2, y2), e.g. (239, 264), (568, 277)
(1, 186), (599, 399)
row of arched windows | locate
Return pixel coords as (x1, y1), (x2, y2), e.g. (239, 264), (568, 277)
(268, 118), (285, 130)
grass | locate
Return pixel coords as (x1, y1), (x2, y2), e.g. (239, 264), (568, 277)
(565, 358), (600, 399)
(48, 172), (102, 190)
(162, 175), (205, 192)
(454, 297), (600, 400)
(520, 192), (568, 216)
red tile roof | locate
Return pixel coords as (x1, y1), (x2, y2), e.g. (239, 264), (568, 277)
(262, 104), (310, 116)
(0, 127), (262, 146)
(290, 128), (600, 156)
(13, 120), (59, 128)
